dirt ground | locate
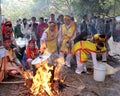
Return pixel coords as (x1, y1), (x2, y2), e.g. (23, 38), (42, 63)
(0, 38), (120, 96)
(0, 56), (120, 96)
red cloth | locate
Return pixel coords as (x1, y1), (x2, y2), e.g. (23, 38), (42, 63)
(2, 23), (6, 37)
(2, 21), (12, 39)
(26, 45), (38, 59)
(37, 23), (48, 38)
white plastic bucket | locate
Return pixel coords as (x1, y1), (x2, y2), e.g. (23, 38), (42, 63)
(93, 64), (106, 82)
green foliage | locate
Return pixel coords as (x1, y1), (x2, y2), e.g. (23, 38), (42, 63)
(1, 0), (120, 23)
(2, 0), (34, 23)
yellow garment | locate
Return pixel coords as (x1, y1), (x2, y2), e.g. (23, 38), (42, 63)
(60, 22), (76, 53)
(72, 41), (106, 63)
(8, 49), (14, 57)
(44, 26), (58, 53)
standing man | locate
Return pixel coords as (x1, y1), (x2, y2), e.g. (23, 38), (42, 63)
(14, 19), (23, 38)
(80, 14), (88, 34)
(21, 18), (29, 39)
(58, 15), (76, 67)
(37, 17), (48, 48)
(48, 14), (57, 23)
(74, 15), (89, 44)
(29, 17), (38, 40)
(40, 22), (58, 54)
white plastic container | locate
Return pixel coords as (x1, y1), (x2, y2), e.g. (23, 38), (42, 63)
(93, 64), (106, 82)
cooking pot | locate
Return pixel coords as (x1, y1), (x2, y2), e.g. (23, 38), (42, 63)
(31, 53), (51, 68)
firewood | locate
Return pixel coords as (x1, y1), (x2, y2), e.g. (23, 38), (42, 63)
(62, 82), (78, 89)
(0, 80), (24, 84)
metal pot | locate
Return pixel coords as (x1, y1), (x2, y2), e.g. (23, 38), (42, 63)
(31, 53), (51, 68)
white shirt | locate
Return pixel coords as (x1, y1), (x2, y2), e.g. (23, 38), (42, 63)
(21, 23), (29, 35)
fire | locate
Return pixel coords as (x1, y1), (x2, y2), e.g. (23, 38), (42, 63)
(54, 57), (65, 81)
(23, 70), (33, 80)
(40, 41), (48, 54)
(30, 63), (54, 96)
(23, 52), (65, 96)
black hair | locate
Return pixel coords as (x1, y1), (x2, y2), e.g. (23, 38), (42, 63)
(31, 17), (36, 20)
(58, 14), (64, 18)
(109, 19), (112, 22)
(99, 34), (106, 38)
(97, 42), (104, 47)
(83, 14), (87, 19)
(74, 32), (88, 44)
(106, 20), (109, 23)
(39, 17), (44, 21)
(71, 17), (74, 21)
(22, 18), (27, 22)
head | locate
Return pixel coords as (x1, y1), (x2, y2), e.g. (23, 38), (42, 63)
(96, 42), (104, 50)
(64, 15), (71, 26)
(39, 17), (44, 24)
(48, 22), (56, 32)
(106, 20), (109, 24)
(58, 14), (64, 22)
(99, 34), (106, 42)
(3, 39), (11, 49)
(83, 14), (88, 21)
(31, 17), (36, 23)
(71, 17), (74, 21)
(16, 20), (21, 25)
(23, 18), (27, 24)
(5, 21), (12, 32)
(50, 14), (55, 20)
(28, 39), (35, 50)
(81, 31), (88, 40)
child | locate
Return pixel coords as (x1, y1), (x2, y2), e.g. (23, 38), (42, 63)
(22, 39), (39, 70)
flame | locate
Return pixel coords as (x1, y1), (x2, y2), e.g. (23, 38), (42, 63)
(40, 41), (48, 54)
(23, 52), (65, 95)
(30, 63), (54, 96)
(54, 57), (65, 81)
(23, 70), (33, 79)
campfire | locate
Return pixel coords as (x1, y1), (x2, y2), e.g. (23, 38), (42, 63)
(23, 53), (66, 96)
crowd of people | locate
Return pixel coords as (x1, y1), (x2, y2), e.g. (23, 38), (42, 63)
(0, 13), (120, 81)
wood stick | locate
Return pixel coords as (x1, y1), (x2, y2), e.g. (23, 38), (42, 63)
(0, 80), (24, 84)
(62, 82), (78, 89)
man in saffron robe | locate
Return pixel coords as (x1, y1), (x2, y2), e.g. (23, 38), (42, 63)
(40, 22), (58, 54)
(72, 40), (106, 74)
(58, 15), (76, 67)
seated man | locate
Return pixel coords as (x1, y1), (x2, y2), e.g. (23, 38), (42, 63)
(3, 39), (22, 66)
(72, 40), (106, 74)
(0, 39), (23, 82)
(22, 39), (39, 70)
